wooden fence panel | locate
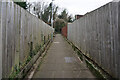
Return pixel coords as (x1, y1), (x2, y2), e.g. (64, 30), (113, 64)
(0, 1), (54, 78)
(67, 1), (120, 79)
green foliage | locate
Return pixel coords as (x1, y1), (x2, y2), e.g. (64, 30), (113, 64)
(9, 65), (20, 78)
(54, 9), (73, 33)
(9, 40), (46, 78)
(16, 2), (27, 9)
(41, 4), (51, 24)
(26, 56), (32, 64)
(54, 18), (66, 33)
(13, 0), (27, 9)
(55, 9), (68, 33)
(68, 15), (73, 22)
(85, 59), (105, 79)
(58, 9), (68, 22)
(41, 2), (58, 26)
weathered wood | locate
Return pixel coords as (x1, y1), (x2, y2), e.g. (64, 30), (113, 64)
(1, 2), (7, 78)
(67, 1), (120, 79)
(0, 1), (54, 78)
(0, 2), (2, 80)
(118, 2), (120, 79)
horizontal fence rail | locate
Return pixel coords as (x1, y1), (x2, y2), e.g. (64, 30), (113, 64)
(0, 1), (54, 78)
(67, 1), (120, 79)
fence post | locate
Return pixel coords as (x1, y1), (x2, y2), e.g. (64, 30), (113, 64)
(0, 2), (2, 79)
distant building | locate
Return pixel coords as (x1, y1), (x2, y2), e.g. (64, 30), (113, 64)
(75, 15), (83, 20)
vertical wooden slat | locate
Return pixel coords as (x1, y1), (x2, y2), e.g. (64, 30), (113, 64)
(0, 1), (2, 79)
(118, 1), (120, 79)
(14, 3), (19, 68)
(1, 2), (7, 78)
(6, 2), (12, 75)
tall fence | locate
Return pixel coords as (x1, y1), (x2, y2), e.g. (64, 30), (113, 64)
(68, 1), (120, 79)
(0, 1), (54, 78)
(0, 2), (2, 79)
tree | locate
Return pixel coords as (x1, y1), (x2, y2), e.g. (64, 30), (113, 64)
(41, 4), (50, 24)
(58, 9), (68, 22)
(54, 9), (73, 33)
(41, 2), (58, 26)
(13, 0), (27, 9)
(68, 15), (73, 22)
(27, 2), (32, 12)
(33, 1), (45, 19)
(33, 2), (58, 26)
(54, 18), (66, 33)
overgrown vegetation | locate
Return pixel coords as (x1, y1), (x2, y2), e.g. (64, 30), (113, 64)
(9, 41), (46, 78)
(54, 18), (66, 33)
(54, 9), (73, 33)
(9, 65), (20, 78)
(85, 59), (105, 79)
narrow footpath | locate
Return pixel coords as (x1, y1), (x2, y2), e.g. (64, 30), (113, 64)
(33, 34), (95, 78)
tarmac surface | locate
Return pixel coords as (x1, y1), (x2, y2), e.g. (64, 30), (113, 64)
(33, 34), (95, 78)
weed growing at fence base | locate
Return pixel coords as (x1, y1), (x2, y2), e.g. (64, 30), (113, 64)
(9, 42), (46, 78)
(85, 59), (105, 79)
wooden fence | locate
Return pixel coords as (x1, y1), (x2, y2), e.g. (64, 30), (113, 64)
(0, 1), (54, 78)
(0, 2), (2, 79)
(67, 1), (120, 79)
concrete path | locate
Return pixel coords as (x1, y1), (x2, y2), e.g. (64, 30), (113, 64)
(33, 34), (95, 78)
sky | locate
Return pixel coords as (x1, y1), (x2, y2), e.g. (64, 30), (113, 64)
(43, 0), (113, 15)
(30, 0), (113, 15)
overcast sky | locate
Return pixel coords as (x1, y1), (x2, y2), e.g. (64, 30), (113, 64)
(45, 0), (113, 15)
(31, 0), (113, 15)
